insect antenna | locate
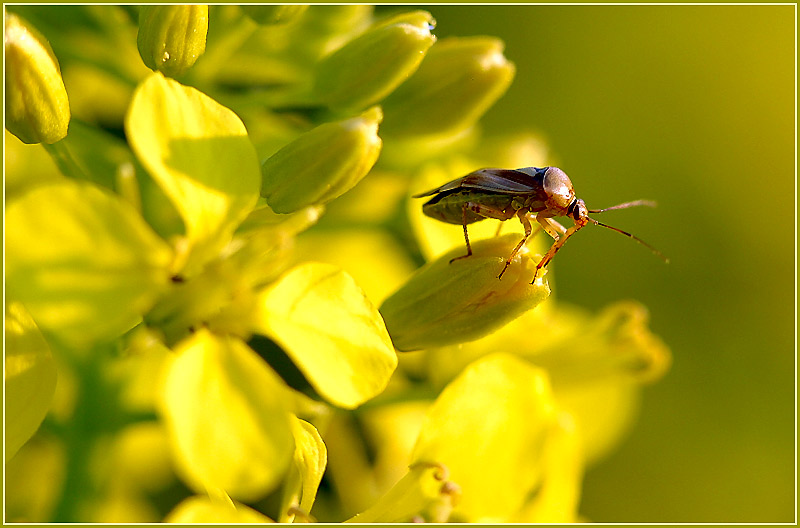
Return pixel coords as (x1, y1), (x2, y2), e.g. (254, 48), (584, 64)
(588, 199), (657, 213)
(588, 217), (669, 263)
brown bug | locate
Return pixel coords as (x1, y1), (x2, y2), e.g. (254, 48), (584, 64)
(414, 166), (667, 282)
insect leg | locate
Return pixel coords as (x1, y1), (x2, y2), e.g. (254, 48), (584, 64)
(549, 218), (568, 236)
(449, 202), (474, 263)
(450, 202), (515, 264)
(532, 222), (587, 283)
(536, 216), (566, 241)
(498, 212), (534, 279)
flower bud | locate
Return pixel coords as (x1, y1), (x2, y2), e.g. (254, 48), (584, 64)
(137, 6), (208, 78)
(313, 11), (436, 111)
(380, 36), (515, 137)
(4, 13), (70, 144)
(380, 234), (550, 351)
(240, 5), (308, 25)
(261, 107), (382, 214)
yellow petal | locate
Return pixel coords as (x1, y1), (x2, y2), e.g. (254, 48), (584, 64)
(5, 434), (65, 522)
(511, 412), (583, 522)
(279, 418), (327, 522)
(126, 73), (260, 274)
(6, 181), (172, 346)
(164, 495), (273, 523)
(159, 330), (294, 501)
(255, 262), (397, 409)
(5, 302), (57, 461)
(411, 353), (557, 521)
(360, 400), (431, 491)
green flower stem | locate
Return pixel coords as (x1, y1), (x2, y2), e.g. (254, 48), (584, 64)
(41, 141), (88, 182)
(49, 347), (134, 522)
(204, 83), (319, 116)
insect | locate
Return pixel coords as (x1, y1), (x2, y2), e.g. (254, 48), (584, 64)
(414, 166), (667, 282)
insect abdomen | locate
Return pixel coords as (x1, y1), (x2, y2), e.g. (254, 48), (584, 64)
(421, 191), (515, 225)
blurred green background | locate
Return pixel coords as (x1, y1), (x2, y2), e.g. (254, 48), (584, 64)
(424, 4), (794, 523)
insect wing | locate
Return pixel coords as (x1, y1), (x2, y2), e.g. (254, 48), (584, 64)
(459, 168), (544, 194)
(412, 178), (465, 198)
(413, 168), (544, 198)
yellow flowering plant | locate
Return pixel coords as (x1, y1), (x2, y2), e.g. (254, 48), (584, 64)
(5, 5), (669, 523)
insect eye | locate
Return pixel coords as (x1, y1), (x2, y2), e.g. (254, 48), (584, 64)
(567, 200), (578, 218)
(568, 199), (587, 220)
